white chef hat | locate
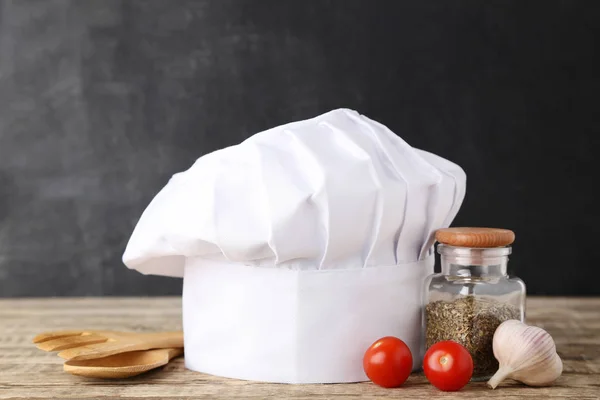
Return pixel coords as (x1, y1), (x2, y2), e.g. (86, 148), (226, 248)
(123, 108), (466, 384)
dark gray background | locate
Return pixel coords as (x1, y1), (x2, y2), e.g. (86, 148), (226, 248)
(0, 0), (598, 297)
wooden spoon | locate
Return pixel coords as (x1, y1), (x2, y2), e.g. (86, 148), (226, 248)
(63, 347), (183, 379)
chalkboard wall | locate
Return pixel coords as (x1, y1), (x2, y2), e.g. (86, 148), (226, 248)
(0, 0), (598, 296)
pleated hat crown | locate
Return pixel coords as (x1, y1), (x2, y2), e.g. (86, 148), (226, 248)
(123, 108), (466, 276)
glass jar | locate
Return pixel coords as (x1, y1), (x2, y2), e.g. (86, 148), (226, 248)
(423, 229), (526, 381)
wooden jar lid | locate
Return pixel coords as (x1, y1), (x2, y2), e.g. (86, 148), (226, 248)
(435, 227), (515, 248)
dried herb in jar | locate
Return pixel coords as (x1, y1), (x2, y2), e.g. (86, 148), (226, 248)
(425, 295), (520, 378)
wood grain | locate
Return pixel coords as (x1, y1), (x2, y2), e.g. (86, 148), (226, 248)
(0, 297), (598, 399)
(435, 228), (515, 247)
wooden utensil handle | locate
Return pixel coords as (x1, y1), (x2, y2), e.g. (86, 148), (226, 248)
(60, 332), (184, 361)
(138, 331), (184, 349)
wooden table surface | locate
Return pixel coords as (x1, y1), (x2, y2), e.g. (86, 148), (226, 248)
(0, 297), (598, 400)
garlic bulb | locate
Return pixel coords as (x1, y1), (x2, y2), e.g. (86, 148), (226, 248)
(487, 319), (562, 389)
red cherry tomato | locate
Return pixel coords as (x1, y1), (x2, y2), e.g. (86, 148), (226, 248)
(423, 341), (473, 391)
(363, 336), (413, 388)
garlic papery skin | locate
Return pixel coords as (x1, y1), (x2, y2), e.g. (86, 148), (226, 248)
(487, 320), (563, 389)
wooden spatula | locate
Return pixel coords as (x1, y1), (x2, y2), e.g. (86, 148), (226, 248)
(33, 330), (183, 361)
(63, 347), (184, 379)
